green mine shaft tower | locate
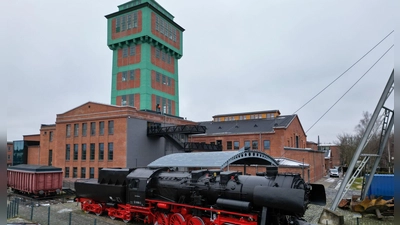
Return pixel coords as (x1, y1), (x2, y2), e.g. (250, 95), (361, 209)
(106, 0), (184, 116)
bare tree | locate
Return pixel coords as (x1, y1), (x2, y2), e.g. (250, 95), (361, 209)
(336, 111), (391, 172)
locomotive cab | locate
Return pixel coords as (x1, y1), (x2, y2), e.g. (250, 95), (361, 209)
(126, 167), (167, 206)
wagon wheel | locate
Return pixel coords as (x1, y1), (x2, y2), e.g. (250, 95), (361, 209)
(154, 213), (169, 225)
(95, 204), (103, 216)
(187, 216), (205, 225)
(169, 213), (185, 225)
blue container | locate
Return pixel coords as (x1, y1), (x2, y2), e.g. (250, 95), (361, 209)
(365, 174), (394, 200)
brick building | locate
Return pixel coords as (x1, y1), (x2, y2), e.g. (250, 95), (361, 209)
(35, 101), (199, 179)
(9, 0), (327, 184)
(105, 0), (184, 116)
(320, 144), (341, 172)
(190, 110), (326, 182)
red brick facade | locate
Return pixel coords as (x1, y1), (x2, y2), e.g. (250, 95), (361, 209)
(151, 46), (175, 73)
(151, 70), (175, 95)
(35, 102), (196, 179)
(190, 116), (325, 182)
(116, 69), (141, 90)
(117, 45), (142, 67)
(151, 12), (181, 50)
(111, 10), (143, 40)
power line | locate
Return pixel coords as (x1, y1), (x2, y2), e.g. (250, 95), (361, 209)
(293, 30), (394, 114)
(305, 44), (394, 134)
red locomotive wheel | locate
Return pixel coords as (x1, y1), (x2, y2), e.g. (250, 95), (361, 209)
(95, 204), (103, 216)
(188, 216), (205, 225)
(154, 213), (169, 225)
(169, 213), (185, 225)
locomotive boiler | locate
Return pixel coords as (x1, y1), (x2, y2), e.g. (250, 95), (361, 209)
(75, 167), (326, 225)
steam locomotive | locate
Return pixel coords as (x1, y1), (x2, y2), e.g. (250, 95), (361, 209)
(75, 167), (326, 225)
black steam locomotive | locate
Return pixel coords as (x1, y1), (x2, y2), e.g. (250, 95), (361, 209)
(75, 167), (326, 225)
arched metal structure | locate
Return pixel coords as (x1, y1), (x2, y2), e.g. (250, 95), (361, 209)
(147, 148), (278, 170)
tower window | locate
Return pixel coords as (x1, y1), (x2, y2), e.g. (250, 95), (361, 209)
(129, 45), (136, 56)
(155, 15), (177, 42)
(130, 70), (135, 80)
(122, 47), (128, 58)
(122, 71), (127, 81)
(122, 95), (127, 106)
(155, 48), (160, 58)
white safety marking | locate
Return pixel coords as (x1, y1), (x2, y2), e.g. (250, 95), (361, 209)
(335, 181), (342, 190)
(325, 178), (335, 183)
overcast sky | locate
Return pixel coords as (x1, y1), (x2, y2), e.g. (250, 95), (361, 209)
(4, 0), (394, 144)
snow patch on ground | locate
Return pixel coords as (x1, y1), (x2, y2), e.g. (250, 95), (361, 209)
(57, 208), (73, 213)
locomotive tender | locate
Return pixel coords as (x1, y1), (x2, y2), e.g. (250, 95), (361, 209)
(75, 167), (326, 225)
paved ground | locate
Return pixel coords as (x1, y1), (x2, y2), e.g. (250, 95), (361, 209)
(7, 174), (394, 225)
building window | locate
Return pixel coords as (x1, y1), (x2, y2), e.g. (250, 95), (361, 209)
(234, 141), (239, 150)
(156, 72), (160, 82)
(122, 95), (127, 106)
(90, 143), (95, 160)
(66, 144), (70, 161)
(122, 46), (128, 58)
(116, 11), (138, 33)
(264, 140), (270, 150)
(227, 141), (232, 150)
(130, 70), (135, 80)
(130, 45), (136, 55)
(82, 123), (87, 136)
(73, 124), (79, 137)
(108, 142), (113, 161)
(99, 121), (105, 135)
(65, 167), (70, 178)
(73, 167), (77, 178)
(89, 167), (94, 179)
(99, 143), (104, 160)
(155, 15), (177, 42)
(90, 122), (96, 136)
(73, 144), (78, 160)
(244, 141), (250, 149)
(49, 131), (54, 142)
(252, 141), (258, 150)
(48, 150), (52, 166)
(66, 124), (71, 137)
(8, 155), (10, 160)
(81, 167), (86, 178)
(81, 144), (87, 160)
(122, 71), (127, 81)
(108, 120), (114, 135)
(295, 136), (299, 148)
(129, 94), (134, 106)
(155, 48), (160, 58)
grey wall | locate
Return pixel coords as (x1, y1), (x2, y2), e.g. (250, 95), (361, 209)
(126, 118), (186, 168)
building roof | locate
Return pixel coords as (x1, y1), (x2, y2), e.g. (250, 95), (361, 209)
(147, 148), (278, 169)
(196, 115), (296, 135)
(275, 158), (310, 167)
(213, 110), (280, 118)
(7, 164), (62, 172)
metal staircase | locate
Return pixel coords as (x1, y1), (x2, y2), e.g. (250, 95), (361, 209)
(147, 123), (222, 152)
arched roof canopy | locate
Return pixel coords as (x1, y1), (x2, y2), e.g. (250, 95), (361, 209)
(147, 148), (278, 170)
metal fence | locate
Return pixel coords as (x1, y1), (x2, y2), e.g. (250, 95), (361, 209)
(8, 197), (126, 225)
(7, 198), (19, 219)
